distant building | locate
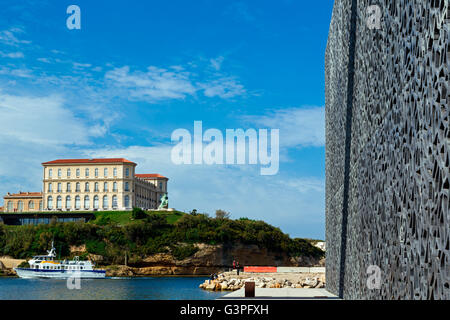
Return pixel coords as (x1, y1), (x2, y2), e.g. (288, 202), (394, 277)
(3, 192), (43, 213)
(2, 158), (168, 212)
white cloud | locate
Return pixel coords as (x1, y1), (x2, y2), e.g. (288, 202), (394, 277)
(105, 66), (197, 102)
(200, 76), (246, 98)
(0, 27), (31, 46)
(210, 56), (224, 71)
(0, 92), (91, 146)
(244, 106), (325, 148)
(0, 51), (24, 58)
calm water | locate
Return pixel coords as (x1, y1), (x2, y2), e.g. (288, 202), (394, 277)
(0, 277), (227, 300)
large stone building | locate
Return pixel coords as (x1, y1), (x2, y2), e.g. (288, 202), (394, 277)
(325, 1), (448, 299)
(2, 158), (168, 212)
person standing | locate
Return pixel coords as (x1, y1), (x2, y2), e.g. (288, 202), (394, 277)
(236, 261), (240, 275)
(233, 259), (236, 271)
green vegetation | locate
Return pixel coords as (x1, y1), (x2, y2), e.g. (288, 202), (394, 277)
(0, 210), (324, 265)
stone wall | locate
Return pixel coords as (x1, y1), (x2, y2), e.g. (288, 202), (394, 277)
(325, 0), (449, 299)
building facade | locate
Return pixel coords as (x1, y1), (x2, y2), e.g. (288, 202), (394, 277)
(2, 158), (169, 212)
(3, 192), (43, 213)
(325, 1), (448, 299)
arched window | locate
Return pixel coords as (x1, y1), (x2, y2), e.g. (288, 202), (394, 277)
(56, 196), (62, 209)
(84, 196), (90, 209)
(39, 200), (43, 211)
(103, 195), (108, 209)
(125, 182), (129, 191)
(75, 196), (81, 209)
(112, 195), (118, 209)
(7, 201), (13, 212)
(85, 182), (90, 192)
(94, 182), (99, 192)
(113, 182), (118, 192)
(85, 168), (89, 177)
(66, 196), (71, 209)
(76, 182), (80, 192)
(104, 182), (108, 192)
(67, 168), (71, 177)
(124, 195), (130, 208)
(28, 200), (34, 210)
(48, 196), (53, 209)
(95, 168), (99, 177)
(57, 183), (62, 192)
(93, 196), (99, 209)
(18, 201), (24, 212)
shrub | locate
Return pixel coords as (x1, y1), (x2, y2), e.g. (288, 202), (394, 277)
(171, 244), (199, 260)
(132, 207), (147, 220)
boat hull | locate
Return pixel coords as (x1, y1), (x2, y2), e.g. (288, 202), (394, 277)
(14, 268), (106, 279)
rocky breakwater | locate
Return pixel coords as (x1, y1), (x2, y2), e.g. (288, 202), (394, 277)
(199, 271), (326, 291)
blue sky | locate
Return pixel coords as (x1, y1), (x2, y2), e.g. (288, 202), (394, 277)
(0, 0), (334, 239)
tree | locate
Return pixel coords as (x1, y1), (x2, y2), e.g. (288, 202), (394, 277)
(215, 209), (231, 219)
(131, 207), (147, 220)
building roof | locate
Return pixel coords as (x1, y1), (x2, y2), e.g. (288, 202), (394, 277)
(42, 158), (136, 166)
(135, 173), (168, 180)
(4, 192), (43, 199)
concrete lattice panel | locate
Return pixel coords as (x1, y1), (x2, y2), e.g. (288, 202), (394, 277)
(325, 0), (449, 299)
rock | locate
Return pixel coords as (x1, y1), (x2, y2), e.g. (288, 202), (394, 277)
(303, 277), (318, 287)
(220, 283), (228, 290)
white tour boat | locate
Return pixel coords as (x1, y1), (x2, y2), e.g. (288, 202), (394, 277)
(14, 242), (106, 279)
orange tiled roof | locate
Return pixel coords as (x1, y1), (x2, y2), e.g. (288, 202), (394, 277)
(4, 192), (43, 198)
(135, 174), (168, 179)
(42, 158), (136, 165)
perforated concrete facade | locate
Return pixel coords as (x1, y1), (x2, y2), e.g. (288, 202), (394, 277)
(325, 0), (449, 299)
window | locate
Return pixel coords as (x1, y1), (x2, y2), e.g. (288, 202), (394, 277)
(66, 196), (71, 209)
(75, 196), (81, 209)
(67, 183), (71, 192)
(85, 168), (89, 177)
(125, 182), (129, 191)
(76, 182), (81, 192)
(84, 196), (90, 209)
(49, 169), (53, 178)
(28, 200), (34, 209)
(85, 182), (90, 192)
(104, 168), (108, 177)
(48, 196), (53, 209)
(112, 195), (118, 209)
(67, 169), (71, 177)
(94, 182), (99, 192)
(7, 201), (13, 212)
(113, 168), (117, 177)
(76, 169), (80, 177)
(95, 168), (99, 177)
(113, 182), (118, 192)
(104, 182), (108, 192)
(48, 183), (52, 192)
(18, 201), (24, 212)
(39, 201), (43, 211)
(93, 195), (99, 209)
(124, 195), (130, 208)
(103, 195), (108, 209)
(125, 168), (130, 177)
(57, 183), (62, 192)
(58, 169), (62, 178)
(56, 196), (62, 209)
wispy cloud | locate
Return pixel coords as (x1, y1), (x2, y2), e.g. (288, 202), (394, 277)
(244, 106), (325, 148)
(0, 27), (31, 47)
(0, 51), (24, 58)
